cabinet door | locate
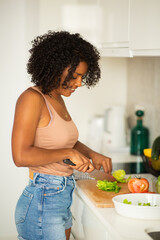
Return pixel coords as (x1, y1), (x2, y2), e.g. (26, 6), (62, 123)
(82, 204), (109, 240)
(98, 0), (129, 48)
(70, 232), (76, 240)
(39, 0), (99, 46)
(71, 192), (85, 240)
(71, 191), (109, 240)
(130, 0), (160, 52)
(61, 0), (99, 46)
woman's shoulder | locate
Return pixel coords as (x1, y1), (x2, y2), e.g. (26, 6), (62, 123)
(19, 86), (44, 100)
(16, 86), (45, 108)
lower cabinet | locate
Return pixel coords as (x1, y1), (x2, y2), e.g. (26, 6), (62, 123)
(70, 233), (76, 240)
(71, 191), (109, 240)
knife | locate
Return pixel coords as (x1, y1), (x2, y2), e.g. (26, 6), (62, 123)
(63, 159), (116, 182)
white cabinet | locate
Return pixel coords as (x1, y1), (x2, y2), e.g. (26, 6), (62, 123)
(97, 0), (129, 48)
(39, 0), (160, 57)
(60, 0), (100, 46)
(97, 0), (160, 56)
(71, 192), (85, 239)
(81, 204), (109, 240)
(70, 233), (76, 240)
(39, 0), (99, 46)
(71, 191), (110, 240)
(97, 0), (132, 57)
(130, 0), (160, 56)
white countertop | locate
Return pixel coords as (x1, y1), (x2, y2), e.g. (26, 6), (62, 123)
(75, 174), (160, 240)
(101, 146), (145, 164)
(110, 152), (143, 164)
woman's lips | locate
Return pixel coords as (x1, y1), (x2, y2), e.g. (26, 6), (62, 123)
(68, 87), (76, 93)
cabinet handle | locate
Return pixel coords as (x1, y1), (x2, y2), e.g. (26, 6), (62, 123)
(71, 232), (76, 239)
(106, 231), (109, 240)
(72, 215), (76, 221)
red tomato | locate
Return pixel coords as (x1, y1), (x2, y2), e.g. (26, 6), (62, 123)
(128, 178), (149, 193)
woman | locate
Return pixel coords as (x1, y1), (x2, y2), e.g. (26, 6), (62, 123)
(12, 31), (112, 240)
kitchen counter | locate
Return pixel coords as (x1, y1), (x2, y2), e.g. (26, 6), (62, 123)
(72, 174), (160, 240)
(109, 151), (147, 174)
(110, 151), (142, 164)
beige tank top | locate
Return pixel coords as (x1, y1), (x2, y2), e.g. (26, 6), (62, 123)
(29, 87), (79, 176)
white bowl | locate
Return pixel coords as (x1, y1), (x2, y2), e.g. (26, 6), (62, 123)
(112, 193), (160, 220)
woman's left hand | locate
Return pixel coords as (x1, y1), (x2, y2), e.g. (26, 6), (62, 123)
(73, 141), (112, 174)
(91, 152), (112, 174)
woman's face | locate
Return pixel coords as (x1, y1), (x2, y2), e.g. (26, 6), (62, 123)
(53, 61), (88, 97)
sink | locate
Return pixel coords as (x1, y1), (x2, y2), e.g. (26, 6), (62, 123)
(147, 232), (160, 240)
(145, 228), (160, 240)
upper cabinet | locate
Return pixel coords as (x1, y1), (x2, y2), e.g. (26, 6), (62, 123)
(39, 0), (100, 46)
(97, 0), (132, 57)
(39, 0), (160, 57)
(98, 0), (160, 57)
(60, 0), (99, 46)
(130, 0), (160, 56)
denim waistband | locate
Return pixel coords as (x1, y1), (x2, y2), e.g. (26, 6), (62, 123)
(29, 172), (75, 186)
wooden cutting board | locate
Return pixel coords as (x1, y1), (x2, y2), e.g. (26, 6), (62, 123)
(76, 180), (130, 208)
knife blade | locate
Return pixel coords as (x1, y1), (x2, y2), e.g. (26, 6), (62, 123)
(63, 159), (116, 182)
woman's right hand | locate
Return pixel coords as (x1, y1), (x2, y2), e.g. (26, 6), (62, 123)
(67, 149), (94, 173)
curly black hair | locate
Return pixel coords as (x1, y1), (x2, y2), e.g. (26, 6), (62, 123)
(27, 31), (101, 94)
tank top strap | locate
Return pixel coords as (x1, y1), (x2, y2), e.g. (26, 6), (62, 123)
(29, 86), (53, 119)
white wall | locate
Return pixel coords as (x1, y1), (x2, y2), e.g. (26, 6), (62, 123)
(38, 0), (128, 143)
(0, 0), (127, 238)
(65, 57), (127, 142)
(127, 57), (160, 145)
(0, 0), (39, 238)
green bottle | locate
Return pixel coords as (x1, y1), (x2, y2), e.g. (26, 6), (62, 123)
(130, 110), (149, 155)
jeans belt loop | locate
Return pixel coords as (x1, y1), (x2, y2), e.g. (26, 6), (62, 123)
(71, 174), (76, 188)
(64, 176), (67, 188)
(32, 172), (39, 185)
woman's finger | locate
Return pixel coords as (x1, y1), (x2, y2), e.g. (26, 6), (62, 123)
(102, 157), (112, 174)
(86, 163), (95, 173)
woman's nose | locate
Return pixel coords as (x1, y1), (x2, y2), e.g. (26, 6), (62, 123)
(75, 76), (82, 87)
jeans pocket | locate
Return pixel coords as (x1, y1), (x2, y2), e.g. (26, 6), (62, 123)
(44, 180), (65, 196)
(15, 189), (33, 224)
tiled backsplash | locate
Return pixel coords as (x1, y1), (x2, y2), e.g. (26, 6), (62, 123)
(126, 57), (160, 146)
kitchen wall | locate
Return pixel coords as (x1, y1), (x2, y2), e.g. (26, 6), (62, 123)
(0, 0), (39, 239)
(0, 1), (127, 239)
(126, 57), (160, 145)
(39, 0), (128, 143)
(0, 1), (28, 239)
(1, 0), (160, 239)
(65, 57), (128, 143)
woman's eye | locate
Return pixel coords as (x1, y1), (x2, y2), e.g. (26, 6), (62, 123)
(82, 75), (87, 81)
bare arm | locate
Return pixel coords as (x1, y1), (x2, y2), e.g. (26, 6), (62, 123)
(11, 89), (94, 172)
(73, 141), (112, 173)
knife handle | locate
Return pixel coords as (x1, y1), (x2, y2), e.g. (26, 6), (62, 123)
(63, 159), (76, 166)
(63, 159), (90, 170)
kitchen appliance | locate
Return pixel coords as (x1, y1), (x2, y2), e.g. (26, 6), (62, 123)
(63, 159), (116, 181)
(112, 193), (160, 220)
(86, 115), (104, 152)
(102, 105), (127, 153)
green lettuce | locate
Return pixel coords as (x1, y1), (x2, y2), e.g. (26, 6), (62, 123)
(123, 199), (132, 204)
(112, 169), (131, 183)
(123, 199), (152, 206)
(96, 180), (121, 193)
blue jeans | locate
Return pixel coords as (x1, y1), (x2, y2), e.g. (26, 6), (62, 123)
(15, 173), (76, 240)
